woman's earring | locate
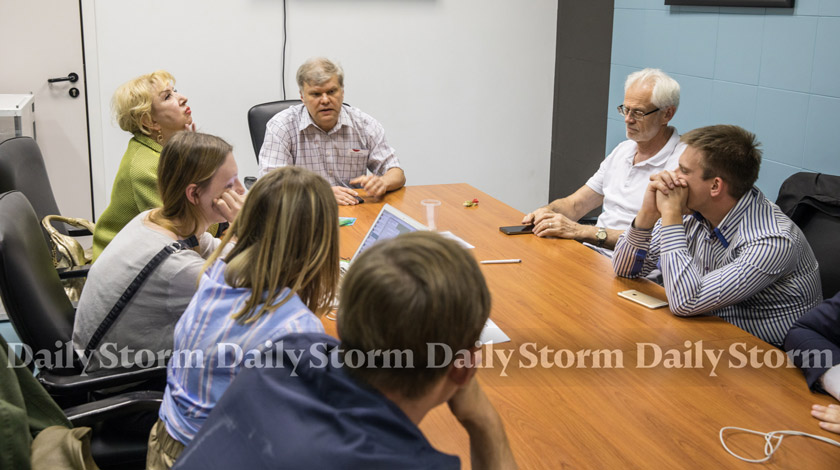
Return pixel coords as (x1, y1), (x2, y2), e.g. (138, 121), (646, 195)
(156, 132), (164, 145)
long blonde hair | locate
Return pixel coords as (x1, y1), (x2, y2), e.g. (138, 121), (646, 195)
(206, 167), (340, 322)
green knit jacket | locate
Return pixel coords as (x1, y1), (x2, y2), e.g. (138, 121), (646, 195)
(92, 133), (162, 261)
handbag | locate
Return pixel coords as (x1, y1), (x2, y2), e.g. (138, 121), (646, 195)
(41, 215), (95, 302)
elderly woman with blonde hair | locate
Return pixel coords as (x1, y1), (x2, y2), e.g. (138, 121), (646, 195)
(92, 70), (195, 259)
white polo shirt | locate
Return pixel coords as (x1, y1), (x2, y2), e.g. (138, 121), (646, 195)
(585, 127), (685, 230)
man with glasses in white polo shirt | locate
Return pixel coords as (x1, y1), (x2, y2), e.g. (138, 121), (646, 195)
(523, 68), (685, 252)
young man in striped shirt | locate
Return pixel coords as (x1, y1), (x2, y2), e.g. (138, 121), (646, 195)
(613, 125), (822, 347)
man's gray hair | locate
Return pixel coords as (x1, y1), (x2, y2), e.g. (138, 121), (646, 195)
(296, 57), (344, 90)
(625, 68), (680, 111)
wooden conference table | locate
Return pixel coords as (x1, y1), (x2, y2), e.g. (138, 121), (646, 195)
(325, 184), (839, 469)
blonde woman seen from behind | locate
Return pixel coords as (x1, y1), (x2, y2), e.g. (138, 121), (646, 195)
(147, 167), (339, 469)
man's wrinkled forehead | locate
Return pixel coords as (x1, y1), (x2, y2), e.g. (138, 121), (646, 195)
(304, 75), (341, 90)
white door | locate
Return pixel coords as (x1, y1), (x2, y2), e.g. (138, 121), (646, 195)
(0, 0), (93, 220)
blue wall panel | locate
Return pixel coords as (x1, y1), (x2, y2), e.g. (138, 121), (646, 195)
(755, 87), (809, 168)
(669, 73), (714, 134)
(643, 10), (681, 71)
(670, 12), (718, 78)
(804, 95), (840, 175)
(609, 4), (840, 199)
(794, 0), (821, 16)
(819, 0), (840, 16)
(612, 9), (647, 67)
(714, 13), (764, 85)
(811, 17), (840, 97)
(711, 81), (758, 132)
(759, 16), (817, 93)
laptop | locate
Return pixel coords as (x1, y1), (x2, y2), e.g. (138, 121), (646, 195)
(335, 204), (509, 344)
(333, 204), (425, 311)
(339, 204), (427, 279)
(349, 203), (428, 262)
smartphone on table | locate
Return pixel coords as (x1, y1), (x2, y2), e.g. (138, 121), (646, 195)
(618, 290), (668, 309)
(500, 224), (534, 235)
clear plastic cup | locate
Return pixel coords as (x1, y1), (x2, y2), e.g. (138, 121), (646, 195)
(421, 199), (442, 231)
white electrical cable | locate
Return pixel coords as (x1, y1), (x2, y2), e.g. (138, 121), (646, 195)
(720, 426), (840, 463)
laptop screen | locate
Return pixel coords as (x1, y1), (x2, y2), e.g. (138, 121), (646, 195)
(352, 204), (427, 260)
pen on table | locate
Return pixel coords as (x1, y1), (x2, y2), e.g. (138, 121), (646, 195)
(480, 259), (521, 265)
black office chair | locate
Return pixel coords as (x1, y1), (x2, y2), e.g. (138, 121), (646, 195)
(247, 99), (302, 162)
(776, 172), (840, 298)
(0, 137), (93, 292)
(0, 136), (91, 239)
(0, 191), (165, 405)
(1, 332), (162, 470)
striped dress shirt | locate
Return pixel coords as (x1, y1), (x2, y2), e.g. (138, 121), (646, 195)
(159, 259), (324, 445)
(258, 104), (400, 186)
(613, 187), (822, 347)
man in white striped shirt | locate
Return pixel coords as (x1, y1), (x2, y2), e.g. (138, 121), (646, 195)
(259, 57), (405, 205)
(613, 125), (822, 347)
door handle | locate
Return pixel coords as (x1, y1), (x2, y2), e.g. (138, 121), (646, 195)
(48, 72), (79, 83)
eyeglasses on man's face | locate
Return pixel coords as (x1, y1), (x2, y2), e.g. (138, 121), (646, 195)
(617, 105), (660, 120)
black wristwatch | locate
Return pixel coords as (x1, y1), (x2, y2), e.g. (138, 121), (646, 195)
(595, 226), (607, 248)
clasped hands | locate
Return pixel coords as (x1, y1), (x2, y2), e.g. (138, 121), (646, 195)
(635, 169), (690, 229)
(332, 175), (388, 205)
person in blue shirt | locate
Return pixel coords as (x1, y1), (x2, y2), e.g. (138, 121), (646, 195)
(146, 166), (340, 469)
(174, 232), (518, 470)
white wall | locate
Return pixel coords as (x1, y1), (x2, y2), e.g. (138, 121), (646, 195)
(86, 0), (557, 216)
